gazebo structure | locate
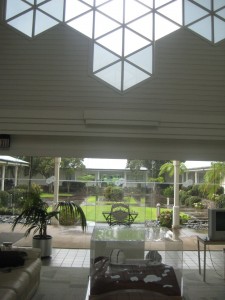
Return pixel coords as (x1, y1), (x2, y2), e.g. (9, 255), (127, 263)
(0, 156), (29, 191)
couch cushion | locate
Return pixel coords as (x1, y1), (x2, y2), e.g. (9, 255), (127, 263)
(0, 251), (27, 268)
(0, 288), (17, 300)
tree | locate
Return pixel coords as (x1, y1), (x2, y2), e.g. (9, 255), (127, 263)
(159, 161), (187, 180)
(126, 160), (169, 178)
(60, 158), (85, 193)
(201, 162), (225, 199)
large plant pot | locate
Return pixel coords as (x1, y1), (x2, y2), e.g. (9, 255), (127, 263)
(32, 235), (52, 258)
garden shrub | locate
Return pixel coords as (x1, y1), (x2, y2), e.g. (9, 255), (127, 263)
(162, 186), (174, 198)
(179, 190), (188, 205)
(187, 185), (201, 197)
(158, 210), (190, 228)
(215, 194), (225, 208)
(0, 191), (10, 207)
(104, 186), (124, 202)
(185, 196), (201, 207)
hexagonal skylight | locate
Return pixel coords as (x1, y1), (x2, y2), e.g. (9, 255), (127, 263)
(4, 0), (225, 92)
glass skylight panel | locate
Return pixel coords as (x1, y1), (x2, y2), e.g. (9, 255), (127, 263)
(95, 0), (109, 6)
(35, 10), (59, 36)
(5, 0), (31, 20)
(192, 0), (211, 10)
(67, 11), (93, 38)
(93, 44), (119, 71)
(123, 62), (150, 91)
(82, 0), (94, 6)
(214, 0), (225, 10)
(184, 1), (209, 25)
(36, 0), (47, 4)
(97, 0), (124, 23)
(155, 0), (174, 9)
(139, 0), (154, 8)
(155, 14), (180, 40)
(65, 0), (91, 22)
(188, 16), (212, 41)
(39, 0), (64, 21)
(8, 11), (33, 37)
(25, 0), (34, 4)
(97, 29), (123, 55)
(95, 62), (122, 90)
(157, 0), (183, 25)
(94, 12), (120, 38)
(127, 13), (153, 40)
(214, 16), (225, 42)
(124, 28), (150, 56)
(216, 8), (225, 18)
(126, 46), (153, 73)
(125, 0), (151, 23)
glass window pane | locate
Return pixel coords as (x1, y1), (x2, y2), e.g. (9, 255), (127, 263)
(214, 0), (225, 10)
(67, 11), (93, 38)
(94, 12), (120, 38)
(155, 0), (173, 8)
(128, 13), (153, 40)
(125, 0), (151, 23)
(124, 28), (150, 56)
(214, 16), (225, 43)
(184, 0), (209, 25)
(35, 10), (59, 35)
(126, 45), (153, 73)
(157, 0), (183, 25)
(139, 0), (153, 8)
(93, 44), (119, 71)
(37, 0), (47, 4)
(192, 0), (211, 10)
(97, 0), (124, 23)
(95, 62), (122, 90)
(65, 0), (91, 21)
(39, 0), (64, 21)
(82, 0), (94, 6)
(216, 8), (225, 18)
(25, 0), (34, 4)
(188, 16), (212, 41)
(8, 11), (33, 37)
(155, 14), (180, 40)
(96, 0), (109, 6)
(97, 28), (123, 56)
(6, 0), (31, 20)
(123, 62), (150, 91)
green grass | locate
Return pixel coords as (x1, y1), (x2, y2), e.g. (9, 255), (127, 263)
(41, 193), (73, 198)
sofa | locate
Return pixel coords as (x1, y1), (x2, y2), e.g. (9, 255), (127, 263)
(0, 247), (42, 300)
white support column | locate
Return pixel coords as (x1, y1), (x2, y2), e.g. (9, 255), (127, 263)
(172, 160), (180, 229)
(52, 157), (61, 225)
(195, 171), (198, 184)
(14, 165), (18, 187)
(1, 165), (5, 191)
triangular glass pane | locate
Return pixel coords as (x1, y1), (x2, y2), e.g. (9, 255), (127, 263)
(123, 62), (150, 91)
(128, 13), (153, 40)
(157, 0), (183, 25)
(35, 10), (59, 35)
(192, 0), (211, 10)
(82, 0), (94, 6)
(125, 0), (151, 23)
(6, 0), (31, 20)
(124, 28), (150, 56)
(216, 8), (225, 18)
(65, 0), (91, 21)
(188, 16), (212, 41)
(93, 43), (119, 71)
(67, 11), (93, 38)
(97, 0), (124, 23)
(8, 11), (33, 37)
(97, 28), (123, 55)
(155, 14), (180, 40)
(96, 0), (109, 6)
(155, 0), (173, 8)
(37, 0), (46, 4)
(214, 16), (225, 43)
(95, 62), (122, 90)
(139, 0), (153, 8)
(213, 0), (225, 10)
(39, 0), (64, 21)
(94, 11), (120, 38)
(126, 45), (153, 73)
(26, 0), (34, 4)
(184, 0), (209, 25)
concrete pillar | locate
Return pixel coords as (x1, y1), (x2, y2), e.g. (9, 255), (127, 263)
(52, 157), (61, 225)
(1, 165), (5, 191)
(172, 160), (180, 229)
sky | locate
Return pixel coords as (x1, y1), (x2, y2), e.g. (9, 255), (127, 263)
(83, 158), (212, 170)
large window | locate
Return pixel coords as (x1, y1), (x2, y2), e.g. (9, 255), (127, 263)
(4, 0), (225, 91)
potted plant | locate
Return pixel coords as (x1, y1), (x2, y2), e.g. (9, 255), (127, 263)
(12, 186), (87, 257)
